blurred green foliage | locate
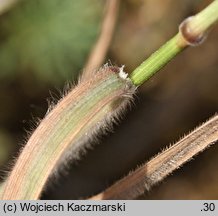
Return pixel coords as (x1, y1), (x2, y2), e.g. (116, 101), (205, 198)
(0, 0), (103, 84)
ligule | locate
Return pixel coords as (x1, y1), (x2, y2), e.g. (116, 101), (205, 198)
(1, 65), (136, 200)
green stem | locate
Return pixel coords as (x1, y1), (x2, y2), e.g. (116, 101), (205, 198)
(130, 0), (218, 86)
(189, 0), (218, 35)
(130, 34), (183, 86)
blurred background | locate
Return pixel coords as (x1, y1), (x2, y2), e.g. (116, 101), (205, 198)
(0, 0), (218, 199)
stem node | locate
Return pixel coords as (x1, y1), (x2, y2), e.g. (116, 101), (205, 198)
(179, 16), (207, 46)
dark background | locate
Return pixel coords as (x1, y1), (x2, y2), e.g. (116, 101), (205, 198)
(0, 0), (218, 199)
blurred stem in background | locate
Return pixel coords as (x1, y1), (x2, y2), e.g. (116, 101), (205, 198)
(0, 0), (18, 15)
(82, 0), (120, 80)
